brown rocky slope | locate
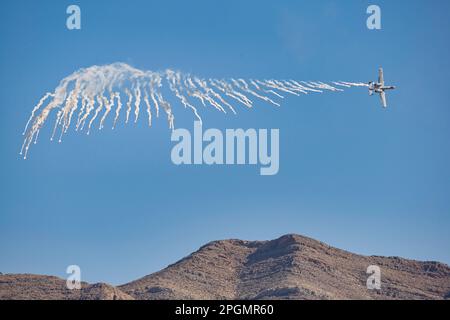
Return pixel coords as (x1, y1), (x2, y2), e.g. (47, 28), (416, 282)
(0, 274), (133, 300)
(1, 234), (449, 300)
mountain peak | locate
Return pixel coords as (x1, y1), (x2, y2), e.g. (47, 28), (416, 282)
(119, 234), (450, 300)
(1, 234), (449, 300)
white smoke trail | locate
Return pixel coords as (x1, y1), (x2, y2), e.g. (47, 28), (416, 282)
(256, 80), (296, 97)
(333, 81), (351, 88)
(184, 77), (226, 114)
(87, 95), (104, 135)
(79, 96), (95, 131)
(232, 79), (280, 107)
(195, 78), (236, 114)
(338, 81), (369, 87)
(143, 91), (152, 127)
(21, 62), (365, 159)
(75, 95), (87, 130)
(125, 88), (133, 124)
(112, 92), (122, 129)
(166, 70), (202, 124)
(133, 86), (141, 123)
(22, 92), (54, 135)
(210, 79), (253, 108)
(250, 80), (285, 99)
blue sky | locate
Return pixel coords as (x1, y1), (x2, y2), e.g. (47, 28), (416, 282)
(1, 0), (449, 285)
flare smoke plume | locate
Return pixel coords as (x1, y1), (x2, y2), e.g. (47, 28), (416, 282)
(21, 63), (367, 159)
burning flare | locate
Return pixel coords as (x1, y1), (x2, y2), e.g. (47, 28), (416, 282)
(21, 63), (367, 159)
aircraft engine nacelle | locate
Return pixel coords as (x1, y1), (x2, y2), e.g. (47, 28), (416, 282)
(368, 81), (374, 95)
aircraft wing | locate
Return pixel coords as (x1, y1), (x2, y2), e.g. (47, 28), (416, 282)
(378, 68), (384, 85)
(380, 91), (387, 108)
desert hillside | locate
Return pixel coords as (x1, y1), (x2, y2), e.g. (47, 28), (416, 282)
(0, 274), (133, 300)
(1, 234), (450, 300)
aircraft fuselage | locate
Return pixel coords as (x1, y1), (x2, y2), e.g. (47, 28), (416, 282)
(374, 85), (395, 93)
(370, 83), (395, 92)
